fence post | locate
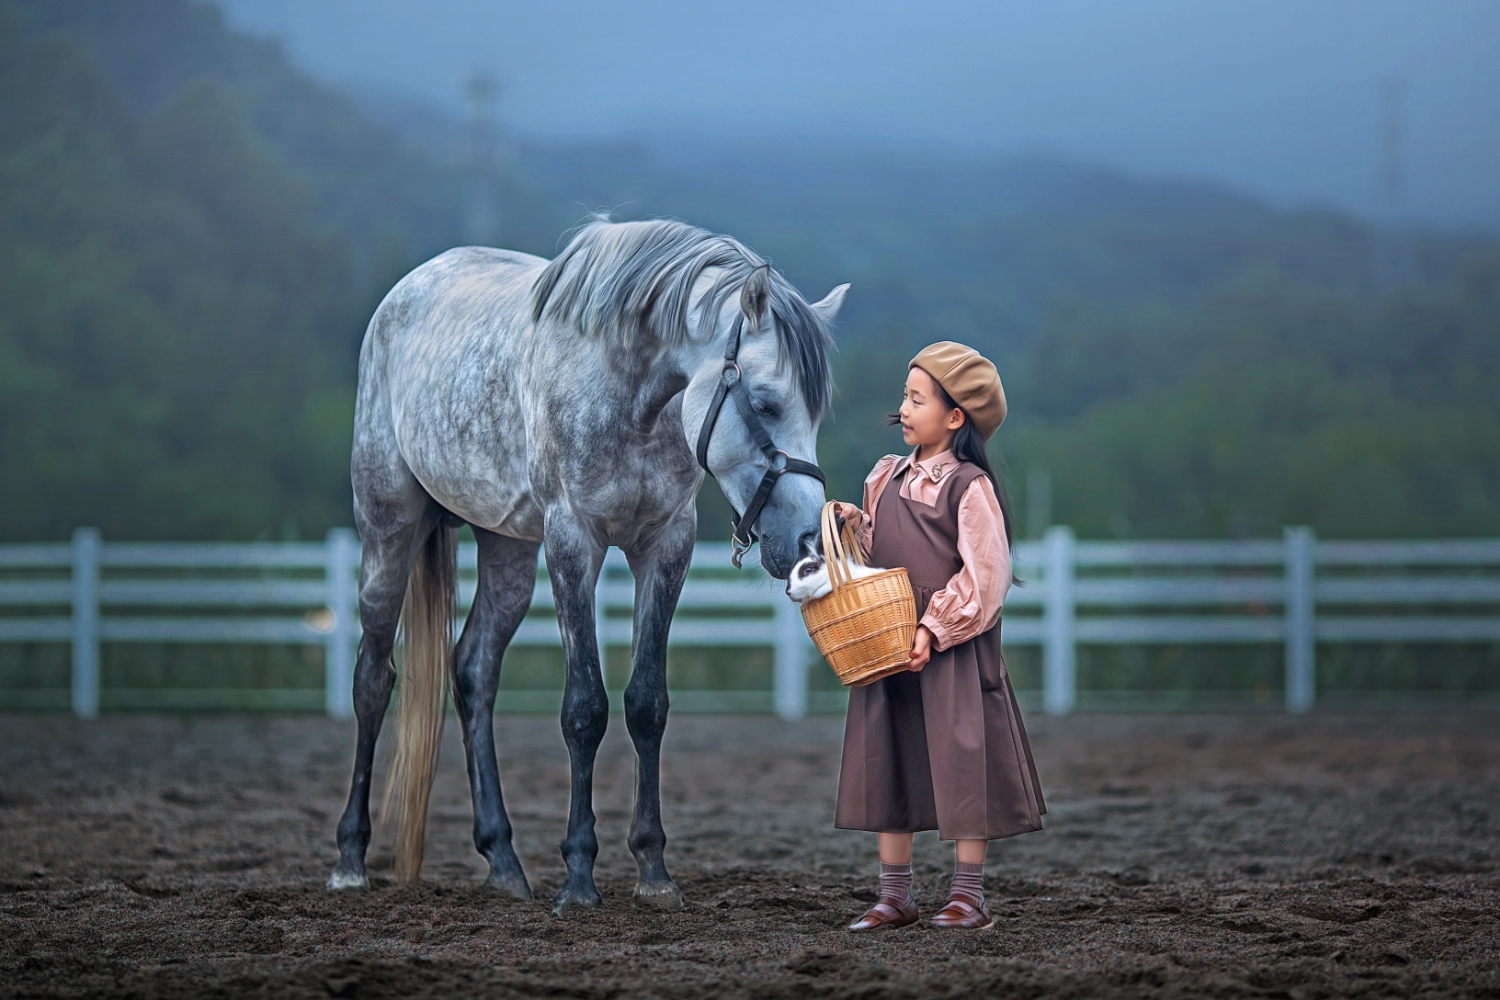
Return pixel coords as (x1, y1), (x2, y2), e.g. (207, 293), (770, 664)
(774, 596), (809, 721)
(324, 528), (359, 720)
(1284, 526), (1316, 714)
(1043, 525), (1076, 715)
(596, 549), (621, 690)
(71, 527), (101, 719)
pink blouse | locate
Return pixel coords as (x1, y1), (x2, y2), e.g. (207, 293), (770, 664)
(848, 450), (1011, 652)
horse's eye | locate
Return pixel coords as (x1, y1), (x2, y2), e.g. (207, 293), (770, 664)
(752, 399), (780, 419)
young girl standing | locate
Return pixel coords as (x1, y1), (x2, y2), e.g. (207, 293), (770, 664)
(833, 342), (1045, 932)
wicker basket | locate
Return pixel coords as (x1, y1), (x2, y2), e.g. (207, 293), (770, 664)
(800, 501), (918, 687)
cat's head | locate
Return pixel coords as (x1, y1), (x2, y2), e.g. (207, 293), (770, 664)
(786, 555), (831, 603)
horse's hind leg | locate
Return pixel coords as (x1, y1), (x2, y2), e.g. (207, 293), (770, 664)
(453, 528), (539, 900)
(328, 479), (435, 890)
(543, 510), (609, 915)
(622, 509), (694, 909)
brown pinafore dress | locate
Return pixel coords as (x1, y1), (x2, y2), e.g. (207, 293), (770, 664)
(835, 462), (1046, 841)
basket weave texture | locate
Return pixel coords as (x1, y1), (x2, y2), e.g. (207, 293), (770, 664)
(800, 501), (918, 687)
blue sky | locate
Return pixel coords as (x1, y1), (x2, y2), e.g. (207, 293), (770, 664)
(217, 0), (1500, 228)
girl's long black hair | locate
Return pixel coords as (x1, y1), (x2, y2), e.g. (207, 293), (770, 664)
(887, 381), (1018, 582)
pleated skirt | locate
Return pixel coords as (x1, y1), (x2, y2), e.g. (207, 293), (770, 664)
(835, 621), (1046, 841)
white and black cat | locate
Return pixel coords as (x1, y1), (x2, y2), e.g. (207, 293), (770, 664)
(785, 555), (888, 603)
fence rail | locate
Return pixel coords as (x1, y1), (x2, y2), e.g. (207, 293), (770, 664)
(1, 526), (1497, 718)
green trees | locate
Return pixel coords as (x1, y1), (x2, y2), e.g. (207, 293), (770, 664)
(0, 9), (354, 539)
(1, 1), (1495, 544)
(1003, 259), (1500, 538)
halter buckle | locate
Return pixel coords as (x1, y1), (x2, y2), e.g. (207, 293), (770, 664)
(722, 363), (741, 386)
(730, 528), (753, 568)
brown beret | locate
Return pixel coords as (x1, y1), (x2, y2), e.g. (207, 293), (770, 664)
(909, 341), (1007, 441)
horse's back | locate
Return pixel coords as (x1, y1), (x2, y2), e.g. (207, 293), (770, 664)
(355, 245), (551, 537)
(370, 245), (546, 341)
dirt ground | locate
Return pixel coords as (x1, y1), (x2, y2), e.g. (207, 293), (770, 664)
(1, 709), (1497, 999)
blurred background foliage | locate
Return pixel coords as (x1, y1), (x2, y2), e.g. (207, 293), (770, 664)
(2, 0), (1497, 544)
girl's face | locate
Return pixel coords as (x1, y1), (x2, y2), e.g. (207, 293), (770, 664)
(898, 367), (965, 456)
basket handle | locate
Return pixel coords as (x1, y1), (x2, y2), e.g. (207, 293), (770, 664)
(819, 501), (866, 601)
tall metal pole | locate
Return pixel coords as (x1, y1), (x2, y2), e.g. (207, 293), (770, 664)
(1376, 76), (1415, 288)
(465, 73), (499, 247)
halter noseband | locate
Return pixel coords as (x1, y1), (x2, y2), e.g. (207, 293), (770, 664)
(695, 314), (825, 568)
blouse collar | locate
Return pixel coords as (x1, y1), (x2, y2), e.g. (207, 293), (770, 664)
(894, 448), (958, 484)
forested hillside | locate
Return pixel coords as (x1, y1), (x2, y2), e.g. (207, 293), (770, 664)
(1010, 259), (1500, 538)
(486, 143), (1500, 538)
(509, 143), (1474, 339)
(0, 6), (358, 539)
(2, 0), (1496, 543)
(7, 0), (466, 277)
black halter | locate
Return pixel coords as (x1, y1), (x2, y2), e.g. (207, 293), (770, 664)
(695, 314), (826, 567)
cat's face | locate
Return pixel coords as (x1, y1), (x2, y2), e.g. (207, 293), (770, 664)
(786, 555), (831, 603)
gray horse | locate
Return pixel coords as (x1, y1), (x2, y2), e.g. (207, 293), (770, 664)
(327, 219), (847, 914)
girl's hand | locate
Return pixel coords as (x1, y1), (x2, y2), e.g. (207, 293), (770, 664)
(832, 501), (862, 527)
(906, 625), (934, 672)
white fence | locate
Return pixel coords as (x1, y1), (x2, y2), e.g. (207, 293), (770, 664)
(1, 526), (1498, 718)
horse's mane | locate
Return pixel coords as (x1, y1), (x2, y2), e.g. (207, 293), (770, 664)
(531, 218), (834, 417)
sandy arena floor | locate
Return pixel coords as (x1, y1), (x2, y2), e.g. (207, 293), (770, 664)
(1, 709), (1497, 998)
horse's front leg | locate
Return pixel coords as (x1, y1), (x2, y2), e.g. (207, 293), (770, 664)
(544, 512), (609, 914)
(622, 510), (694, 909)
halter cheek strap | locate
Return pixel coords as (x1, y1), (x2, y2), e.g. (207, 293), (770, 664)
(695, 315), (825, 567)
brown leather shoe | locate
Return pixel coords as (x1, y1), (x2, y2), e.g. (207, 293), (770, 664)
(848, 897), (918, 931)
(930, 893), (994, 929)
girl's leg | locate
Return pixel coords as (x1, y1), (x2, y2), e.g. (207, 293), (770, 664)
(934, 840), (992, 929)
(878, 832), (913, 865)
(850, 833), (918, 931)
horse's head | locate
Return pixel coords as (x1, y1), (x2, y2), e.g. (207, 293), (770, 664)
(683, 265), (848, 579)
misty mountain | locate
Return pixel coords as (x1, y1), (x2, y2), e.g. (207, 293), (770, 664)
(6, 0), (468, 281)
(4, 0), (1496, 543)
(16, 0), (1488, 354)
(352, 87), (1489, 363)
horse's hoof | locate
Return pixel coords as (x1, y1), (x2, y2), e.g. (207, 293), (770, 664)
(633, 880), (683, 910)
(551, 883), (602, 916)
(326, 868), (370, 891)
(486, 870), (532, 901)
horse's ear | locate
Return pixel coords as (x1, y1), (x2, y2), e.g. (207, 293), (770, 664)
(740, 265), (771, 325)
(808, 283), (849, 325)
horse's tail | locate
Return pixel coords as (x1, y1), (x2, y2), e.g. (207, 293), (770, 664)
(382, 522), (456, 885)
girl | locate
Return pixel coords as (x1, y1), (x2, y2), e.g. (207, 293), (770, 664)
(833, 342), (1045, 932)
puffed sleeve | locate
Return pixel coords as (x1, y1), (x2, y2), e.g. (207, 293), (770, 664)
(853, 455), (902, 557)
(919, 475), (1011, 651)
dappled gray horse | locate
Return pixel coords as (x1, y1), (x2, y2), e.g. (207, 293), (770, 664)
(327, 219), (847, 913)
